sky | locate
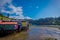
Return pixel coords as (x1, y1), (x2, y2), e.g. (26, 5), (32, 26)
(0, 0), (60, 19)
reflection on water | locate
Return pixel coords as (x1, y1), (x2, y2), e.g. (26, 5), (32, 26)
(27, 27), (60, 40)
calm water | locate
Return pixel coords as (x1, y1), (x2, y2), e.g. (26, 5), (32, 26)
(0, 26), (60, 40)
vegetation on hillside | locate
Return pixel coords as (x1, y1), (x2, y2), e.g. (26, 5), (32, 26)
(0, 14), (11, 21)
(29, 17), (60, 25)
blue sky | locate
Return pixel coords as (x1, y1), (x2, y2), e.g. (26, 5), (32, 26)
(0, 0), (60, 19)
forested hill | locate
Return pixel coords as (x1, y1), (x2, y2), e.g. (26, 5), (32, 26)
(29, 17), (60, 25)
(0, 14), (11, 21)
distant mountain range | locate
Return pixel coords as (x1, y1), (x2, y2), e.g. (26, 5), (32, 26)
(29, 17), (60, 25)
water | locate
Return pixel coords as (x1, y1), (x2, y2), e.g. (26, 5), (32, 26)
(0, 26), (60, 40)
(27, 26), (60, 40)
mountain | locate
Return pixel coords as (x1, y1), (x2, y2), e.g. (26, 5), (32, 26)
(29, 17), (60, 25)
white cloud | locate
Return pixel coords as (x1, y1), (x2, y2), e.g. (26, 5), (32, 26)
(0, 0), (12, 10)
(10, 15), (24, 19)
(0, 0), (12, 7)
(0, 0), (32, 19)
(1, 9), (11, 13)
(1, 4), (24, 19)
(1, 4), (32, 19)
(7, 4), (32, 19)
(8, 4), (23, 14)
(7, 4), (24, 19)
(25, 16), (32, 19)
(0, 0), (12, 4)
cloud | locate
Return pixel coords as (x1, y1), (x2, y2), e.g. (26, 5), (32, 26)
(8, 4), (23, 14)
(0, 0), (32, 19)
(1, 3), (24, 19)
(25, 16), (32, 19)
(0, 0), (12, 6)
(0, 0), (12, 11)
(10, 15), (24, 19)
(8, 4), (24, 19)
(1, 4), (32, 19)
(1, 9), (11, 13)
